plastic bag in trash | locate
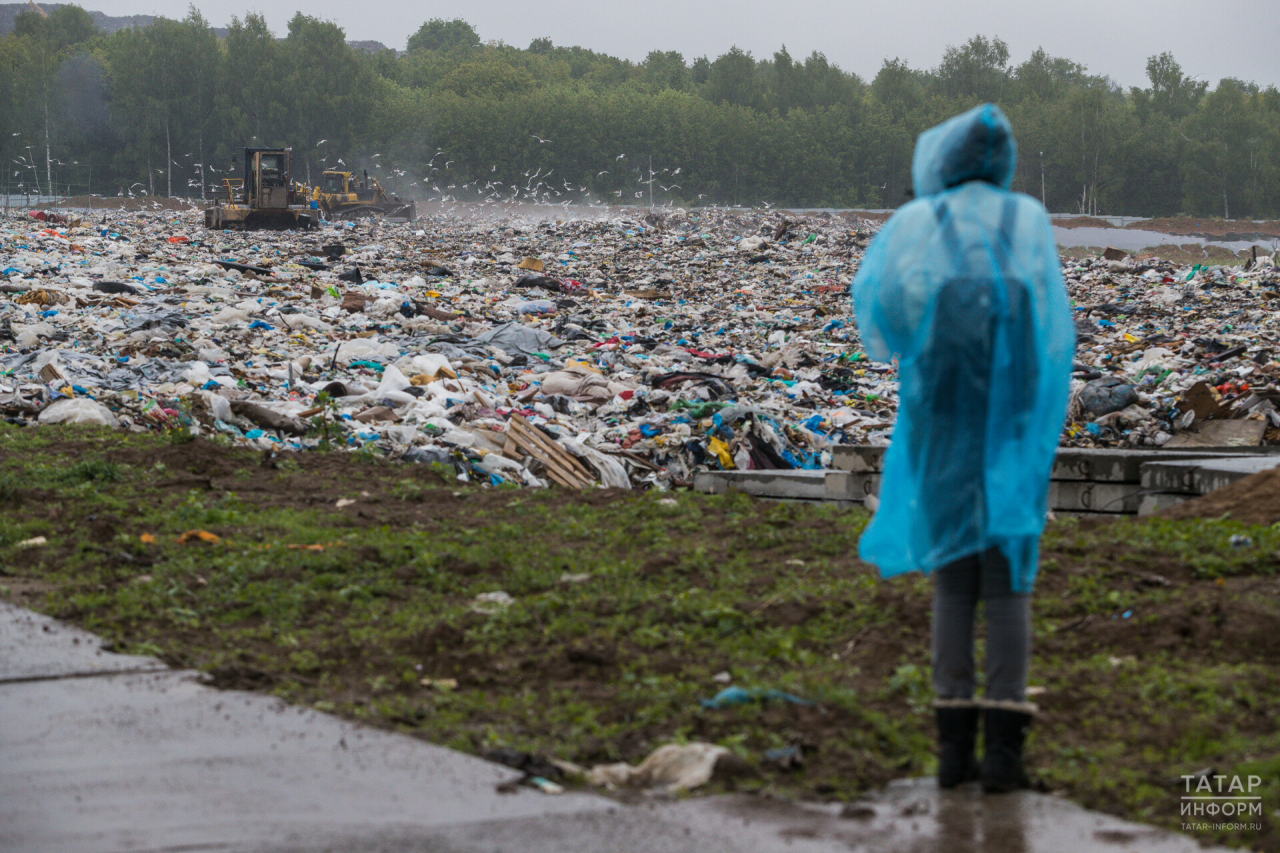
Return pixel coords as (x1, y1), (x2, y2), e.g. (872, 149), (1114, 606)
(38, 397), (118, 427)
(585, 742), (730, 791)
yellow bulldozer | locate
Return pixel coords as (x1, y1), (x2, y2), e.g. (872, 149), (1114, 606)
(204, 148), (318, 230)
(309, 170), (417, 221)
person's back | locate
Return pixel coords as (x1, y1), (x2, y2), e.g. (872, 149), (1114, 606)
(851, 103), (1074, 793)
(853, 104), (1073, 588)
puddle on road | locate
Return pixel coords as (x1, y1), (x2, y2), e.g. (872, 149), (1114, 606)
(1054, 226), (1277, 254)
(668, 778), (1227, 853)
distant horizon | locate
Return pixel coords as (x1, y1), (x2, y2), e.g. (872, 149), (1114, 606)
(23, 0), (1280, 91)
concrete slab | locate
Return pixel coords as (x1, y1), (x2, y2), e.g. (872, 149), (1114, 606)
(1050, 480), (1143, 514)
(1165, 420), (1267, 448)
(0, 602), (165, 682)
(815, 473), (1142, 515)
(1139, 492), (1191, 516)
(832, 445), (1280, 481)
(1141, 456), (1280, 495)
(693, 469), (855, 501)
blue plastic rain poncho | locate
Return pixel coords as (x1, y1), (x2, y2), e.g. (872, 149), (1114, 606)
(851, 104), (1074, 592)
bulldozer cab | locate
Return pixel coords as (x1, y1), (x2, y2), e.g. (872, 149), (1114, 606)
(244, 148), (292, 210)
(321, 171), (350, 194)
(205, 145), (315, 231)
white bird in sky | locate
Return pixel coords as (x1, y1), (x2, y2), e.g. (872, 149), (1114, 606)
(660, 185), (681, 191)
(672, 167), (681, 175)
(616, 153), (625, 160)
(531, 135), (552, 144)
(337, 158), (345, 165)
(317, 139), (327, 145)
(596, 170), (608, 176)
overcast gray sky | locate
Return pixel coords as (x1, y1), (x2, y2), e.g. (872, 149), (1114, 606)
(88, 0), (1280, 90)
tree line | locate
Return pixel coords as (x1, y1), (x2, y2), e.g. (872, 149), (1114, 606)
(1, 6), (1277, 218)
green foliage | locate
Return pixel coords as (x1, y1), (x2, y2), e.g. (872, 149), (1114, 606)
(406, 18), (479, 54)
(1, 12), (1278, 215)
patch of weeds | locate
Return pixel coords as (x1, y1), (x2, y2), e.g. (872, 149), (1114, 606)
(392, 480), (427, 502)
(885, 662), (931, 713)
(58, 459), (122, 485)
(0, 471), (18, 502)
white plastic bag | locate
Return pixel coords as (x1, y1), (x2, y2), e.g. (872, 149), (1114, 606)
(39, 398), (118, 427)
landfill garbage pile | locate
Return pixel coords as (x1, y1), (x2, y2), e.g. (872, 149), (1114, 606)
(0, 207), (880, 489)
(2, 206), (1278, 490)
(1062, 248), (1280, 448)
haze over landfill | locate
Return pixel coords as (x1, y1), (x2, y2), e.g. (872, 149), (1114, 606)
(65, 0), (1280, 90)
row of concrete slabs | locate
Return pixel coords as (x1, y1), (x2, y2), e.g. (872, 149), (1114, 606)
(693, 446), (1280, 516)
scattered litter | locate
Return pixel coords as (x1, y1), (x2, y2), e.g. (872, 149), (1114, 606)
(334, 498), (356, 508)
(15, 536), (47, 548)
(472, 590), (515, 613)
(419, 677), (458, 690)
(585, 742), (730, 791)
(527, 776), (564, 795)
(484, 746), (576, 793)
(763, 745), (804, 770)
(699, 685), (812, 708)
(175, 529), (220, 544)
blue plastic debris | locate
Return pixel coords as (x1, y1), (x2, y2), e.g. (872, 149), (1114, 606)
(699, 686), (812, 709)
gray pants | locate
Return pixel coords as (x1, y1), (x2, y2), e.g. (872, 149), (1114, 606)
(931, 547), (1030, 703)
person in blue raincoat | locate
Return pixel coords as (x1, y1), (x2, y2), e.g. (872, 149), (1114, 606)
(851, 104), (1074, 792)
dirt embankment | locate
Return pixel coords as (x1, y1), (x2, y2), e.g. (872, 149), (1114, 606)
(1164, 466), (1280, 525)
(24, 195), (204, 212)
(1051, 216), (1119, 230)
(1051, 215), (1280, 242)
(1133, 217), (1280, 239)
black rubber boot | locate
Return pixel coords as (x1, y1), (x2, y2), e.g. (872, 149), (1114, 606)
(935, 704), (980, 788)
(980, 707), (1033, 793)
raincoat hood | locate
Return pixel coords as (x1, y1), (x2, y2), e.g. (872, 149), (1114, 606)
(912, 103), (1016, 198)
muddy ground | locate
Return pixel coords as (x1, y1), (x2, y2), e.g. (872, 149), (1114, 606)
(0, 426), (1277, 850)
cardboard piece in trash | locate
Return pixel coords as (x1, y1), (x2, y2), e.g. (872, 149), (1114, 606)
(1166, 419), (1266, 448)
(516, 257), (544, 272)
(38, 363), (67, 385)
(1180, 381), (1226, 421)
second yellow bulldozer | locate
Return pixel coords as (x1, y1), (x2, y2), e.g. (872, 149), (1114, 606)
(310, 170), (417, 222)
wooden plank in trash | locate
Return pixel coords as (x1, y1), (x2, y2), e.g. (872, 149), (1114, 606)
(506, 414), (594, 488)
